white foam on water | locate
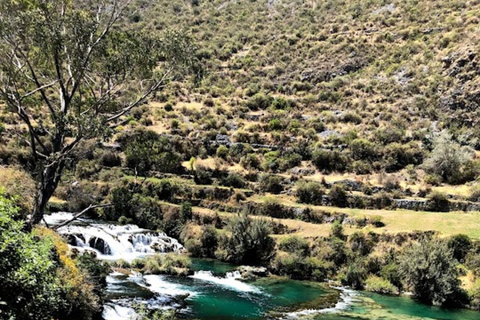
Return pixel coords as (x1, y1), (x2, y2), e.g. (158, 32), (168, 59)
(143, 274), (196, 297)
(43, 212), (75, 225)
(103, 303), (138, 320)
(283, 287), (358, 319)
(57, 223), (184, 260)
(190, 270), (261, 293)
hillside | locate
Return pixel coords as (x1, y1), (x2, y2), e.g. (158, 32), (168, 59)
(1, 0), (480, 319)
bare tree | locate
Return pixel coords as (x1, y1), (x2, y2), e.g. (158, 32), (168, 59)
(0, 0), (197, 226)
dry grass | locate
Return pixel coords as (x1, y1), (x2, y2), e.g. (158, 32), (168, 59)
(250, 194), (480, 239)
(0, 166), (35, 212)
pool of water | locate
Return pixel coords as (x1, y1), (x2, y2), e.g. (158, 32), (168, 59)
(104, 259), (480, 320)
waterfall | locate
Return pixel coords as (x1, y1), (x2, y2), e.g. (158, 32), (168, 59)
(57, 224), (184, 260)
(190, 270), (261, 293)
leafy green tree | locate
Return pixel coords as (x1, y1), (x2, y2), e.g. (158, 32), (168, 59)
(0, 0), (197, 226)
(221, 213), (275, 265)
(399, 239), (467, 307)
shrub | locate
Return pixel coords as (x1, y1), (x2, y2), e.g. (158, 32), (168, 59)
(245, 92), (272, 110)
(0, 192), (104, 320)
(240, 153), (260, 169)
(258, 174), (283, 194)
(123, 129), (183, 174)
(468, 186), (480, 202)
(365, 275), (399, 295)
(341, 259), (367, 289)
(370, 215), (385, 227)
(216, 145), (229, 159)
(219, 213), (275, 265)
(295, 181), (325, 205)
(194, 165), (213, 185)
(258, 197), (287, 218)
(350, 138), (377, 161)
(471, 278), (480, 310)
(348, 232), (373, 256)
(312, 149), (348, 173)
(141, 254), (192, 276)
(423, 132), (475, 184)
(329, 184), (348, 207)
(180, 202), (193, 222)
(271, 253), (327, 281)
(328, 236), (348, 265)
(399, 239), (467, 307)
(99, 150), (122, 167)
(447, 234), (472, 262)
(200, 225), (219, 258)
(278, 236), (310, 256)
(427, 191), (450, 212)
(222, 173), (246, 188)
(330, 221), (344, 239)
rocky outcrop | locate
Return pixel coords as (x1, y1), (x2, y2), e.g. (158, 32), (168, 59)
(237, 266), (269, 279)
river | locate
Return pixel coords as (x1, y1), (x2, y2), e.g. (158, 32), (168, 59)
(44, 212), (480, 320)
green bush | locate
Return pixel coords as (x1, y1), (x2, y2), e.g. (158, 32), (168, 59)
(271, 253), (327, 281)
(423, 132), (474, 184)
(312, 149), (348, 173)
(278, 236), (310, 256)
(427, 191), (450, 212)
(447, 234), (472, 262)
(341, 259), (367, 289)
(199, 225), (219, 258)
(216, 145), (229, 159)
(141, 254), (192, 276)
(365, 275), (399, 295)
(295, 181), (325, 205)
(329, 184), (348, 207)
(470, 278), (480, 310)
(222, 173), (246, 188)
(0, 192), (104, 320)
(258, 174), (283, 194)
(219, 213), (275, 265)
(400, 239), (467, 307)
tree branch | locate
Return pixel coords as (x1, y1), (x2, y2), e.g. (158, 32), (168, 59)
(52, 203), (113, 230)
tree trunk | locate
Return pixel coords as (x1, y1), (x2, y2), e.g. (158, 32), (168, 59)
(29, 162), (64, 227)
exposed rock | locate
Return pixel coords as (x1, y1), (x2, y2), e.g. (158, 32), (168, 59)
(237, 265), (268, 279)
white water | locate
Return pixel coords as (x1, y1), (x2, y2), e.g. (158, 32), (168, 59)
(190, 270), (261, 293)
(144, 275), (196, 297)
(43, 212), (76, 225)
(57, 224), (184, 260)
(103, 303), (138, 320)
(283, 287), (358, 319)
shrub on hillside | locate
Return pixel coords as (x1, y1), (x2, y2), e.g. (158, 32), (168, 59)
(426, 191), (450, 212)
(278, 236), (310, 256)
(312, 149), (348, 173)
(329, 184), (348, 207)
(258, 174), (283, 194)
(423, 132), (475, 184)
(295, 181), (325, 205)
(219, 213), (275, 265)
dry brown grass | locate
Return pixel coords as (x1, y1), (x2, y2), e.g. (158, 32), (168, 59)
(0, 166), (35, 212)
